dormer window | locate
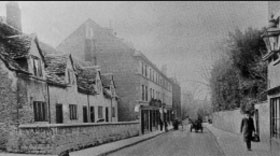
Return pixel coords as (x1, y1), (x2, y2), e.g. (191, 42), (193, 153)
(31, 56), (42, 77)
(68, 69), (75, 85)
(96, 79), (102, 94)
(110, 84), (115, 98)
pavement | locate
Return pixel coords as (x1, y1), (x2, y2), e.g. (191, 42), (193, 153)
(0, 127), (171, 156)
(70, 127), (172, 156)
(205, 123), (273, 156)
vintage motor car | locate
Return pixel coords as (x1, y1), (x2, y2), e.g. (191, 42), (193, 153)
(190, 119), (203, 133)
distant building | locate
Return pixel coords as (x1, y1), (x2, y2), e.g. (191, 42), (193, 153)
(57, 19), (173, 132)
(170, 77), (181, 120)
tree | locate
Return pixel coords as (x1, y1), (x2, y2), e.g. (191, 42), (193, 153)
(210, 27), (267, 112)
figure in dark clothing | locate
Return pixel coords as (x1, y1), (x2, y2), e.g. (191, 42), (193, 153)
(160, 119), (163, 131)
(164, 121), (168, 132)
(240, 113), (255, 151)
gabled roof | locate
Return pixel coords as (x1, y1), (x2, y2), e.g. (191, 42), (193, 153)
(0, 42), (30, 74)
(44, 54), (74, 86)
(0, 21), (48, 75)
(45, 54), (69, 74)
(0, 21), (21, 37)
(0, 22), (34, 74)
(100, 74), (111, 88)
(76, 66), (97, 95)
(2, 34), (32, 59)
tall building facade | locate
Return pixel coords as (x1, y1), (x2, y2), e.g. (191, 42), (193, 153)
(170, 78), (181, 120)
(57, 19), (173, 124)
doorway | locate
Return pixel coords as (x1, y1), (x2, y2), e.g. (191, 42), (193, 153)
(83, 106), (88, 123)
(105, 107), (109, 122)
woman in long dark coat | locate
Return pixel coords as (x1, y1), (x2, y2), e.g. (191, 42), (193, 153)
(240, 112), (255, 151)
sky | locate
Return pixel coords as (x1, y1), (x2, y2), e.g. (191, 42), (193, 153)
(0, 1), (268, 100)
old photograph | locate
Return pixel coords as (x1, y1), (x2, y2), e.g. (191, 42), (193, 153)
(0, 1), (279, 156)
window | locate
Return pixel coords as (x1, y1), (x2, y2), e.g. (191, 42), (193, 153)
(150, 88), (152, 100)
(34, 101), (47, 121)
(145, 65), (148, 77)
(150, 68), (152, 80)
(141, 62), (144, 75)
(32, 56), (42, 77)
(271, 98), (280, 139)
(98, 106), (103, 118)
(142, 85), (145, 101)
(69, 104), (78, 120)
(153, 70), (155, 81)
(96, 79), (102, 94)
(90, 106), (95, 122)
(68, 69), (75, 85)
(112, 107), (116, 117)
(145, 86), (148, 101)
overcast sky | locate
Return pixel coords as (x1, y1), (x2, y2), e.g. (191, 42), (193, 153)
(0, 1), (268, 100)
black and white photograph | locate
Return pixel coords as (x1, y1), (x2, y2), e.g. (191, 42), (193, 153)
(0, 1), (278, 156)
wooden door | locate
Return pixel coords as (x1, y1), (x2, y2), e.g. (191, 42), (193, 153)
(105, 107), (109, 122)
(83, 106), (88, 123)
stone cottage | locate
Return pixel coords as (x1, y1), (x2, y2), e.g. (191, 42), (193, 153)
(44, 53), (118, 124)
(0, 21), (48, 149)
(0, 2), (125, 153)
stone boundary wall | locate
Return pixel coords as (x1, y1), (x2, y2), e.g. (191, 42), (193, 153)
(212, 101), (270, 143)
(6, 121), (139, 154)
(212, 109), (242, 134)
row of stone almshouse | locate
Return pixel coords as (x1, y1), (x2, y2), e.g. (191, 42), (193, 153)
(0, 5), (120, 152)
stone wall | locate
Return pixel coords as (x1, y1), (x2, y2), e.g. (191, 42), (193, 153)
(212, 102), (270, 143)
(6, 121), (139, 154)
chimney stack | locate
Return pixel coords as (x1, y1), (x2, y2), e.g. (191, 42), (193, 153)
(6, 1), (22, 31)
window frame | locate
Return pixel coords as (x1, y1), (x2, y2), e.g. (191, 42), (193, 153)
(33, 101), (47, 122)
(69, 104), (78, 120)
(271, 97), (280, 139)
(31, 56), (43, 77)
(98, 106), (103, 119)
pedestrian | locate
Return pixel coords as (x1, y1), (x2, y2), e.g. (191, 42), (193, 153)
(160, 119), (163, 131)
(164, 121), (168, 132)
(240, 111), (255, 151)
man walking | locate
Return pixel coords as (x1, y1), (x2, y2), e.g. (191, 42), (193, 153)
(240, 111), (255, 151)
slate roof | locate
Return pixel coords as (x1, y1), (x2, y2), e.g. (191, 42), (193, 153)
(0, 21), (21, 37)
(0, 21), (33, 74)
(2, 34), (32, 59)
(0, 42), (29, 74)
(100, 74), (111, 88)
(44, 54), (69, 85)
(76, 66), (97, 95)
(45, 54), (68, 74)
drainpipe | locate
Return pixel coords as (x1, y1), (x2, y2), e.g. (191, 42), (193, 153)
(87, 93), (90, 122)
(110, 97), (113, 122)
(47, 84), (51, 123)
(16, 72), (19, 126)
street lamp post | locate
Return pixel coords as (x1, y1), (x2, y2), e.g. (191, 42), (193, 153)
(262, 15), (280, 61)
